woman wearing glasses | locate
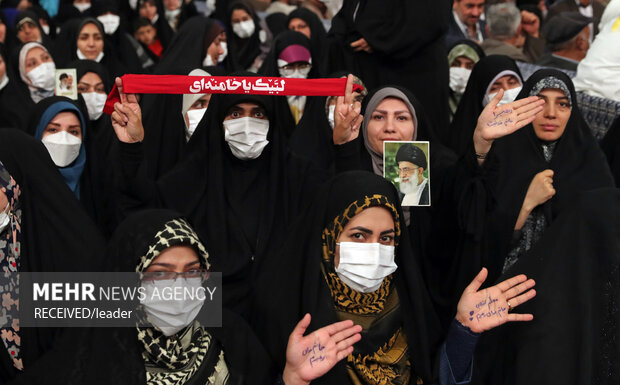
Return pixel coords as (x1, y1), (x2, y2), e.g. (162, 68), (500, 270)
(105, 209), (363, 385)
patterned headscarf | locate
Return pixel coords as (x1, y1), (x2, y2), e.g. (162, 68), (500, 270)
(321, 194), (414, 385)
(135, 218), (227, 385)
(528, 76), (572, 107)
(0, 161), (23, 371)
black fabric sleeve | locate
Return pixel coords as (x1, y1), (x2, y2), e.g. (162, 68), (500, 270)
(333, 138), (364, 174)
(444, 319), (479, 382)
(117, 141), (161, 218)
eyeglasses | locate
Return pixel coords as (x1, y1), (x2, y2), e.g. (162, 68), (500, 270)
(141, 269), (209, 283)
(279, 62), (312, 71)
(397, 167), (418, 175)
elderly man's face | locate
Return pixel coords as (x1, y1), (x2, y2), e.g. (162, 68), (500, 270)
(454, 0), (485, 27)
(398, 161), (422, 185)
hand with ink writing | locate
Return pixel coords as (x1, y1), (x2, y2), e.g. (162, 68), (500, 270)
(473, 89), (545, 163)
(515, 169), (555, 230)
(111, 77), (145, 143)
(333, 74), (363, 145)
(283, 313), (362, 385)
(455, 268), (536, 334)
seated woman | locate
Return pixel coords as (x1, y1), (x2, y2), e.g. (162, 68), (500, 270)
(30, 96), (87, 197)
(52, 18), (130, 77)
(252, 170), (537, 384)
(480, 68), (615, 282)
(225, 1), (270, 72)
(110, 74), (327, 317)
(105, 208), (362, 384)
(331, 76), (544, 326)
(1, 42), (56, 130)
(446, 40), (485, 122)
(443, 55), (523, 155)
(0, 128), (104, 382)
(29, 96), (119, 238)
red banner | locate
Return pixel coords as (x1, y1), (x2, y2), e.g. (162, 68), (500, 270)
(104, 75), (363, 115)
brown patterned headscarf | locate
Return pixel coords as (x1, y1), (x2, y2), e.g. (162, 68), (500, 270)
(321, 194), (416, 384)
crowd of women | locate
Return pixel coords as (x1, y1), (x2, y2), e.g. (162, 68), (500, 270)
(0, 0), (618, 384)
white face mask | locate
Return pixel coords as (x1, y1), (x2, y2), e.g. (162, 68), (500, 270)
(335, 242), (398, 293)
(97, 14), (121, 35)
(185, 108), (206, 140)
(77, 48), (105, 62)
(0, 74), (9, 91)
(205, 0), (216, 14)
(82, 92), (107, 120)
(486, 86), (522, 107)
(232, 19), (255, 38)
(279, 66), (311, 79)
(449, 67), (471, 95)
(218, 42), (227, 63)
(203, 53), (215, 67)
(165, 8), (181, 22)
(327, 104), (335, 129)
(0, 205), (10, 234)
(41, 24), (50, 35)
(74, 2), (91, 12)
(27, 62), (56, 90)
(140, 278), (205, 336)
(223, 117), (270, 160)
(41, 131), (82, 167)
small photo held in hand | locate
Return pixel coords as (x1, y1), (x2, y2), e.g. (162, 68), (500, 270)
(55, 68), (77, 100)
(383, 141), (430, 207)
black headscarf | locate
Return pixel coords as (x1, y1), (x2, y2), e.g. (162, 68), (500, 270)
(265, 12), (288, 38)
(444, 55), (523, 156)
(258, 29), (320, 78)
(54, 0), (94, 25)
(140, 65), (226, 179)
(225, 1), (262, 71)
(90, 0), (144, 74)
(0, 128), (105, 382)
(71, 59), (121, 238)
(120, 78), (327, 316)
(286, 7), (328, 75)
(0, 42), (41, 131)
(471, 188), (620, 385)
(446, 39), (486, 122)
(483, 69), (614, 283)
(11, 10), (53, 49)
(52, 18), (129, 77)
(251, 170), (443, 383)
(103, 209), (276, 385)
(154, 16), (224, 74)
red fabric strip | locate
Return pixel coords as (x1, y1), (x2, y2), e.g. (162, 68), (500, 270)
(104, 74), (363, 115)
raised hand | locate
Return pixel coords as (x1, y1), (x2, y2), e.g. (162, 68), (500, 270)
(455, 268), (536, 334)
(473, 89), (545, 159)
(283, 314), (362, 385)
(110, 77), (144, 143)
(333, 74), (363, 145)
(521, 10), (540, 38)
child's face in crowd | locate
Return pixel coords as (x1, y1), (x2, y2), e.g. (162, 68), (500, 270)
(135, 25), (156, 46)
